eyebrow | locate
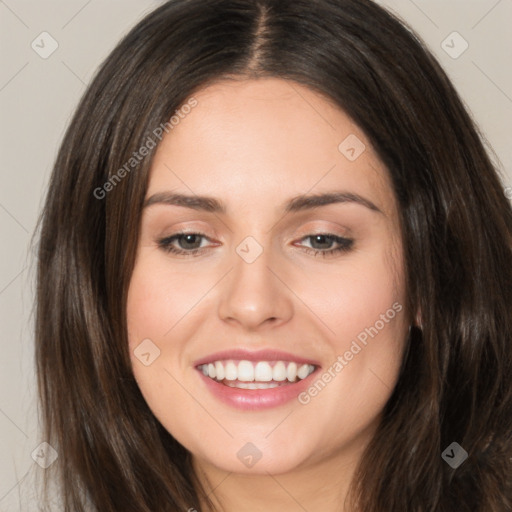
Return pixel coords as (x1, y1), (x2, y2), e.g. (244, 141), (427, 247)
(143, 190), (383, 215)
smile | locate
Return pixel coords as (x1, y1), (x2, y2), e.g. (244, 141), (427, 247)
(196, 358), (319, 410)
(198, 359), (316, 388)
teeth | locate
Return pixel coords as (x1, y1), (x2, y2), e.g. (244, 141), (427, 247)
(272, 361), (287, 381)
(237, 360), (254, 381)
(297, 364), (311, 379)
(286, 362), (297, 382)
(215, 361), (225, 380)
(224, 381), (281, 389)
(255, 361), (273, 381)
(225, 361), (237, 381)
(199, 359), (316, 385)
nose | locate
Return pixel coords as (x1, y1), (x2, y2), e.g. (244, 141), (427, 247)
(217, 242), (294, 331)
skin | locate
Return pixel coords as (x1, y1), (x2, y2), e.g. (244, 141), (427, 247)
(126, 77), (410, 511)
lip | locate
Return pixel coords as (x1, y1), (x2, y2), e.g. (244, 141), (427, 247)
(197, 367), (319, 410)
(193, 348), (320, 367)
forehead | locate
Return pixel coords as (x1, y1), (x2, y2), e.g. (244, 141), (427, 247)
(147, 78), (397, 219)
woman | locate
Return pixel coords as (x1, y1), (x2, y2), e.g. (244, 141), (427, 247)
(34, 0), (512, 510)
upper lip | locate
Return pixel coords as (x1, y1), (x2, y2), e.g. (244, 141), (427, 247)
(193, 348), (320, 367)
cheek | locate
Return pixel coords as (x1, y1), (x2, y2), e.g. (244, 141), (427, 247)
(126, 256), (197, 433)
(295, 246), (407, 440)
(294, 243), (406, 401)
(126, 253), (217, 418)
(298, 243), (405, 349)
(126, 253), (209, 345)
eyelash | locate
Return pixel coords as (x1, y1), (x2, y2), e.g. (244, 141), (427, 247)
(156, 231), (354, 258)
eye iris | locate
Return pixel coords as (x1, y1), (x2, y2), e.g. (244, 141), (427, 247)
(310, 234), (333, 250)
(179, 234), (202, 249)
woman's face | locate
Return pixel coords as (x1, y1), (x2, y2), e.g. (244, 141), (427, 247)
(127, 78), (409, 477)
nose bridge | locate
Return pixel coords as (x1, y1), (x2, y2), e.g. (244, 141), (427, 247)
(217, 235), (294, 329)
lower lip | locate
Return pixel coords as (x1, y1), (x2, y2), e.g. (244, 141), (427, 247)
(196, 368), (318, 410)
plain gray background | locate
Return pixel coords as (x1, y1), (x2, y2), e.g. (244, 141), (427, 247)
(1, 0), (511, 509)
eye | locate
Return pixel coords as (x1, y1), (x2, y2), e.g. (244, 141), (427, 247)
(295, 234), (354, 258)
(156, 232), (354, 258)
(157, 232), (212, 256)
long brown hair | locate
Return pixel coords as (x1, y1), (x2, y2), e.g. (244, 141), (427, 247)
(34, 0), (512, 510)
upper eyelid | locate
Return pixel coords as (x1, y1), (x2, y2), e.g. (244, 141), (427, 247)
(162, 221), (351, 238)
(149, 214), (352, 237)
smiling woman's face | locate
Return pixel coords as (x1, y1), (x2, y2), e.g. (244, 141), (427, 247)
(127, 77), (409, 479)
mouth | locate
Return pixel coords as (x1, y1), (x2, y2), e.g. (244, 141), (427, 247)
(194, 348), (321, 409)
(197, 359), (317, 389)
(195, 355), (320, 410)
